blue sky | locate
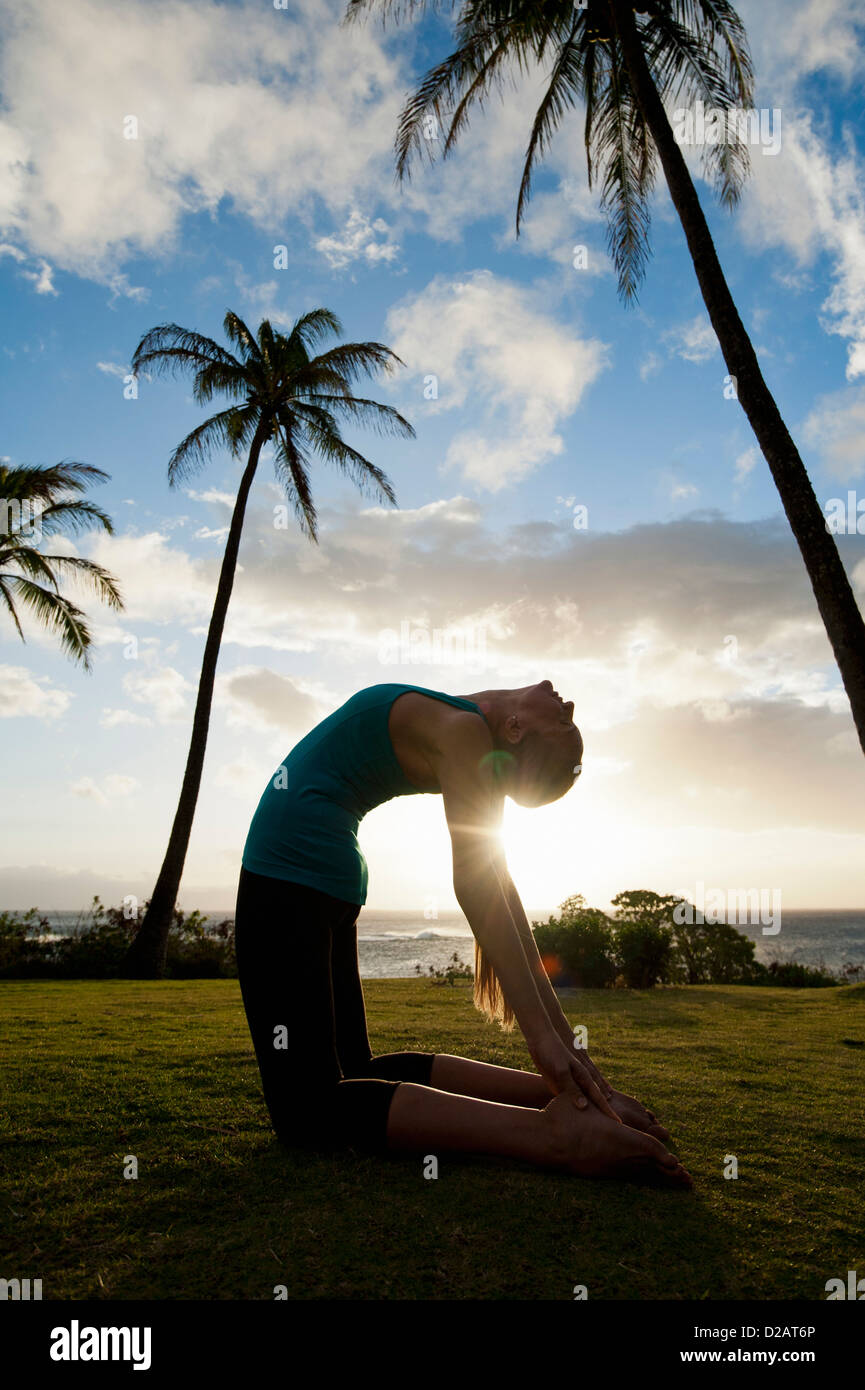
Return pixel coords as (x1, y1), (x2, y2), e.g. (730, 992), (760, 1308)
(1, 0), (864, 913)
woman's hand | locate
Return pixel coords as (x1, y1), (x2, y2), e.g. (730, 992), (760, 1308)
(527, 1031), (621, 1121)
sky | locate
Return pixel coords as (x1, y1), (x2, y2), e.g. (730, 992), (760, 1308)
(1, 0), (864, 915)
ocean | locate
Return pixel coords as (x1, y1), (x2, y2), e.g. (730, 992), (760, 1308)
(22, 907), (865, 980)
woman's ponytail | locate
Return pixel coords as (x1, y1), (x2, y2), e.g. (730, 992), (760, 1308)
(473, 939), (516, 1031)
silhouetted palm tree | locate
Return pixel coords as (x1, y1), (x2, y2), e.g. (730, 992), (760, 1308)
(123, 309), (414, 975)
(0, 459), (122, 668)
(347, 0), (865, 755)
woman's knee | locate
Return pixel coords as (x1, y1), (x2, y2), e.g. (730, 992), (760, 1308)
(271, 1077), (400, 1155)
(347, 1051), (437, 1085)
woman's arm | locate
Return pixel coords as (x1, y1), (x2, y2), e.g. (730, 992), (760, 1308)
(500, 872), (614, 1099)
(434, 714), (618, 1116)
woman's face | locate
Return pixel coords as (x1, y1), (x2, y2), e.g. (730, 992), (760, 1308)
(511, 680), (583, 802)
(522, 679), (576, 729)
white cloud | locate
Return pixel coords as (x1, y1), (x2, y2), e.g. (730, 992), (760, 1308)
(122, 663), (193, 722)
(0, 0), (406, 285)
(386, 270), (609, 491)
(735, 108), (865, 380)
(639, 351), (662, 381)
(510, 178), (608, 271)
(20, 258), (57, 295)
(739, 0), (865, 90)
(86, 531), (216, 625)
(185, 489), (236, 508)
(802, 385), (865, 482)
(216, 666), (324, 734)
(193, 526), (231, 542)
(68, 773), (140, 804)
(734, 447), (759, 486)
(0, 241), (57, 293)
(670, 480), (699, 501)
(99, 707), (152, 728)
(103, 774), (140, 798)
(69, 777), (106, 804)
(0, 665), (72, 720)
(97, 361), (129, 378)
(315, 210), (400, 270)
(662, 315), (719, 364)
(191, 489), (861, 733)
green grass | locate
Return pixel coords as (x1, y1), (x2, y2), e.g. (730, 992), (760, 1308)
(1, 978), (863, 1300)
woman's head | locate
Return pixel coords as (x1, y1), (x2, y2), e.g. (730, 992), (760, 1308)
(501, 679), (583, 807)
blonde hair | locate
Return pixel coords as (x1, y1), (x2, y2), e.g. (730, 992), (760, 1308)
(473, 939), (516, 1030)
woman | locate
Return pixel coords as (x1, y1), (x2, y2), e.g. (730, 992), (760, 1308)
(235, 679), (691, 1187)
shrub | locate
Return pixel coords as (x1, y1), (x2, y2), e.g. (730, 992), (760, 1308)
(415, 952), (473, 986)
(0, 897), (237, 979)
(610, 890), (680, 988)
(532, 895), (617, 988)
(749, 958), (837, 989)
(164, 908), (236, 978)
(0, 908), (51, 976)
(671, 914), (758, 984)
(614, 919), (674, 989)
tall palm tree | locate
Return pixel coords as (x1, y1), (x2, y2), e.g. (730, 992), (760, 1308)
(347, 0), (865, 756)
(123, 309), (414, 976)
(0, 460), (122, 668)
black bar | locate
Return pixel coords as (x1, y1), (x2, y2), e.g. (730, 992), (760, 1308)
(1, 1298), (859, 1375)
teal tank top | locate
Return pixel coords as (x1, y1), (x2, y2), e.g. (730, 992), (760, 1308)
(241, 683), (484, 905)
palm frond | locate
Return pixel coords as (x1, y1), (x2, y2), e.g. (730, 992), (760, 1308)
(2, 543), (64, 588)
(303, 341), (405, 385)
(17, 553), (123, 609)
(592, 40), (654, 301)
(131, 324), (239, 378)
(166, 406), (258, 485)
(286, 309), (343, 356)
(394, 10), (540, 181)
(0, 577), (25, 640)
(516, 16), (582, 233)
(189, 357), (253, 407)
(0, 459), (110, 498)
(223, 311), (262, 362)
(354, 0), (757, 300)
(343, 0), (451, 30)
(642, 7), (750, 207)
(299, 393), (415, 439)
(272, 418), (318, 541)
(9, 576), (93, 669)
(684, 1), (754, 105)
(258, 318), (277, 370)
(296, 411), (398, 507)
(36, 499), (115, 537)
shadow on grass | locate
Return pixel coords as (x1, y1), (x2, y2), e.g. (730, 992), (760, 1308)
(86, 1116), (739, 1301)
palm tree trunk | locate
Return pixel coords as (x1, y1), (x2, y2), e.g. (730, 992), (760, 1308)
(610, 0), (865, 756)
(123, 426), (267, 976)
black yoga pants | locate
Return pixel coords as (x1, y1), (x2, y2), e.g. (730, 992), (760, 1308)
(234, 866), (436, 1154)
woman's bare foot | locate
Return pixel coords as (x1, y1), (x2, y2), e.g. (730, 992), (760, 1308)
(542, 1093), (692, 1187)
(608, 1089), (670, 1141)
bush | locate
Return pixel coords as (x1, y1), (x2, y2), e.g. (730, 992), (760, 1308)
(415, 952), (473, 986)
(0, 897), (237, 979)
(671, 915), (758, 984)
(610, 891), (679, 989)
(749, 957), (837, 989)
(164, 908), (236, 978)
(532, 895), (617, 988)
(0, 907), (51, 976)
(614, 919), (674, 989)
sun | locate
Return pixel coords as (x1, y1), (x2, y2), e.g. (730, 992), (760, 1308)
(499, 785), (617, 914)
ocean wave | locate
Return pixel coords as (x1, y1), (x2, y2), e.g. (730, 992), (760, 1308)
(359, 928), (472, 941)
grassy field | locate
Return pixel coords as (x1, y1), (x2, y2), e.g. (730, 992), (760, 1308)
(1, 977), (863, 1301)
